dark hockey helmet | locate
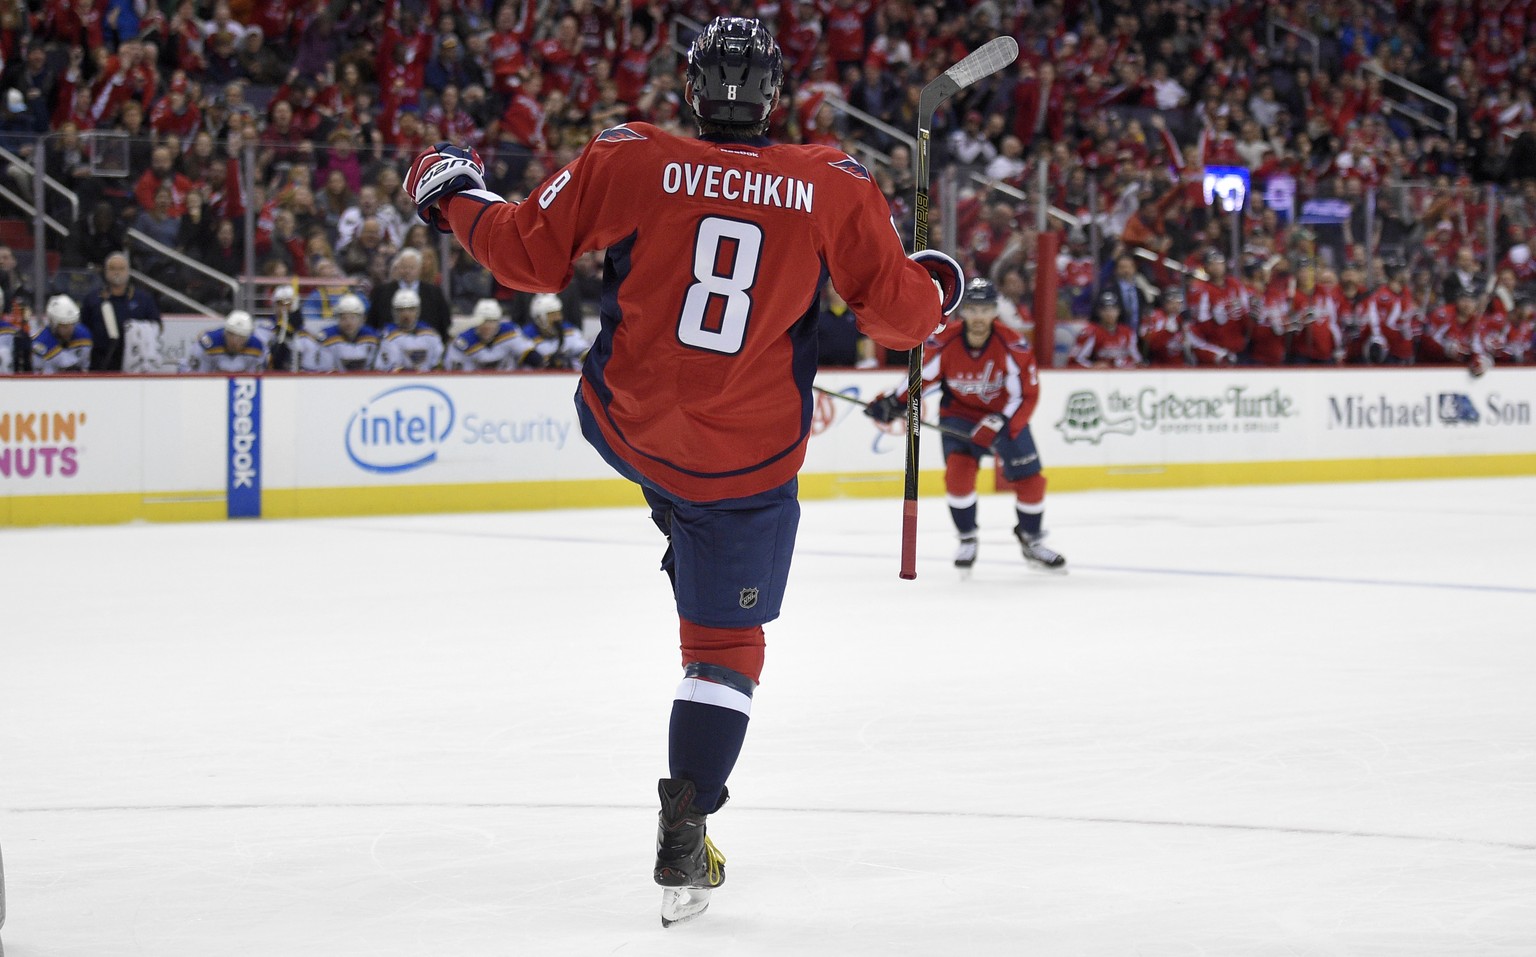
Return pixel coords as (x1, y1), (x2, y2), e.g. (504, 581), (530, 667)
(962, 277), (999, 306)
(686, 17), (784, 126)
(1096, 289), (1121, 311)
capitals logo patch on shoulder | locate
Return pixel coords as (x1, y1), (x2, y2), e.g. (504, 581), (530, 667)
(828, 156), (870, 180)
(596, 125), (648, 143)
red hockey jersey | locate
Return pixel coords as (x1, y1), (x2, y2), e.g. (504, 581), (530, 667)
(1139, 307), (1188, 366)
(442, 123), (943, 500)
(1190, 275), (1251, 356)
(1069, 321), (1141, 368)
(918, 324), (1039, 437)
(1290, 286), (1344, 363)
(1248, 283), (1292, 366)
(1364, 285), (1419, 362)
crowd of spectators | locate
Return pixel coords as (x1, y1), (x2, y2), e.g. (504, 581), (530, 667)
(3, 0), (1536, 376)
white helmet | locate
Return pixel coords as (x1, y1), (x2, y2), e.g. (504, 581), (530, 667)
(225, 309), (255, 337)
(271, 283), (296, 304)
(530, 293), (563, 322)
(46, 294), (80, 325)
(472, 298), (502, 323)
(392, 288), (421, 311)
(336, 293), (366, 316)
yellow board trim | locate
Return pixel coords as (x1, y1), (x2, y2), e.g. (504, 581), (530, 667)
(799, 452), (1536, 498)
(4, 453), (1535, 526)
(2, 492), (228, 527)
(261, 478), (647, 518)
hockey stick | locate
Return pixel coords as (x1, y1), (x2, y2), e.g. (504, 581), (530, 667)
(812, 384), (974, 441)
(901, 35), (1019, 580)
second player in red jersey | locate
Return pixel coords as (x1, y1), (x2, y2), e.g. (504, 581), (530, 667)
(867, 279), (1067, 574)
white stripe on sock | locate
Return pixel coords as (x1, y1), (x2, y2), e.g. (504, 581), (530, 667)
(674, 677), (753, 716)
(1015, 501), (1044, 515)
(946, 492), (978, 509)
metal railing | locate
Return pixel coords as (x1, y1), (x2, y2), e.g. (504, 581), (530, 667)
(669, 12), (704, 55)
(0, 143), (79, 223)
(19, 134), (241, 317)
(0, 180), (68, 238)
(124, 226), (241, 303)
(128, 265), (222, 318)
(0, 173), (72, 317)
(1266, 18), (1321, 73)
(1363, 62), (1457, 139)
(821, 94), (917, 154)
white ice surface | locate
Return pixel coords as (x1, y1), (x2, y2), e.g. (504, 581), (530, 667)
(2, 478), (1535, 956)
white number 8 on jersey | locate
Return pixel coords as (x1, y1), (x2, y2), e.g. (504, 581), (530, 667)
(676, 216), (763, 355)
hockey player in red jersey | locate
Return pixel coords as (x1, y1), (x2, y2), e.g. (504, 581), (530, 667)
(1363, 259), (1419, 364)
(1290, 263), (1345, 365)
(866, 278), (1066, 574)
(1247, 262), (1293, 366)
(1070, 289), (1143, 368)
(1420, 289), (1482, 367)
(1139, 286), (1191, 366)
(1337, 263), (1373, 363)
(1499, 294), (1536, 365)
(1189, 250), (1250, 359)
(405, 17), (964, 926)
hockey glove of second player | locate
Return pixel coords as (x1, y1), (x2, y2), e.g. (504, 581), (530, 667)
(910, 249), (965, 317)
(405, 143), (486, 233)
(969, 413), (1008, 449)
(863, 391), (907, 424)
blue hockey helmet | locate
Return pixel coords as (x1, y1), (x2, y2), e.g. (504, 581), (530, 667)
(686, 18), (784, 126)
(961, 277), (999, 306)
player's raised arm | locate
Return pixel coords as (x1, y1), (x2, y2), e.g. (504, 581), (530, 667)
(404, 139), (632, 295)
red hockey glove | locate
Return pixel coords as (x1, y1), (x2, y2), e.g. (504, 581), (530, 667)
(910, 249), (965, 316)
(969, 413), (1007, 448)
(863, 391), (906, 424)
(405, 143), (486, 233)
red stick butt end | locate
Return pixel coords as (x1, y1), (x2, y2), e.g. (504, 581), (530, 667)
(899, 500), (919, 579)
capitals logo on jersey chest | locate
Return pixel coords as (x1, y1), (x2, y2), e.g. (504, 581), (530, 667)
(946, 359), (1005, 403)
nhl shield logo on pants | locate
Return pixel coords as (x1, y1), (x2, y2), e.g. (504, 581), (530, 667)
(739, 588), (758, 609)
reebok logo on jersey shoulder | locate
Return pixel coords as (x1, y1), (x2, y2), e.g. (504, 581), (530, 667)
(828, 157), (870, 180)
(596, 125), (647, 143)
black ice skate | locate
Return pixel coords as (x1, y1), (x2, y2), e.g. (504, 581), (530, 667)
(1014, 527), (1067, 571)
(955, 532), (979, 575)
(655, 778), (727, 927)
